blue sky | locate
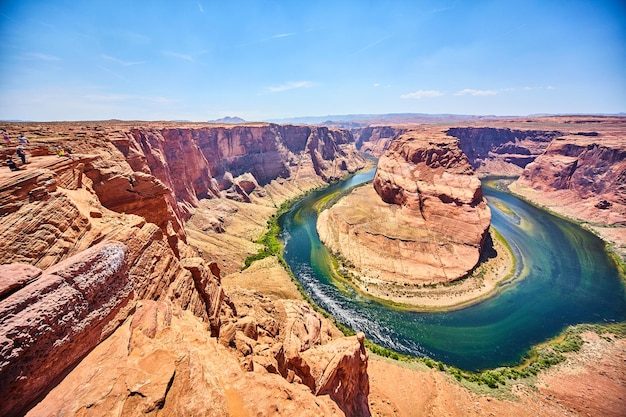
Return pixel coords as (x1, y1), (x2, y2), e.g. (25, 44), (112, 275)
(0, 0), (624, 121)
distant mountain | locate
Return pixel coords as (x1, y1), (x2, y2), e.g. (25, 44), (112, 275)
(528, 112), (626, 117)
(208, 116), (246, 124)
(265, 113), (511, 127)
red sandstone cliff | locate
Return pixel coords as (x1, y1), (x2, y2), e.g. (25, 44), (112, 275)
(354, 126), (407, 157)
(517, 136), (626, 211)
(317, 129), (491, 302)
(356, 125), (562, 177)
(510, 129), (626, 259)
(0, 122), (368, 417)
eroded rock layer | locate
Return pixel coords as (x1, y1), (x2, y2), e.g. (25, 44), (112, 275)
(445, 127), (561, 176)
(318, 129), (491, 296)
(510, 128), (626, 260)
(0, 121), (368, 417)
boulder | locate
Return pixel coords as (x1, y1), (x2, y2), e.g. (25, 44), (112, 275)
(0, 242), (132, 417)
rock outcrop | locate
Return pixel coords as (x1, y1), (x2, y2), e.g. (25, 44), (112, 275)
(0, 121), (369, 416)
(25, 300), (349, 417)
(516, 136), (626, 214)
(510, 130), (626, 260)
(354, 126), (406, 157)
(318, 129), (491, 301)
(0, 242), (133, 417)
(446, 127), (561, 176)
(218, 289), (370, 416)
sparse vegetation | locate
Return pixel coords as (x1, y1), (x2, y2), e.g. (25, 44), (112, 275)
(241, 194), (303, 270)
(364, 321), (625, 392)
(245, 170), (626, 395)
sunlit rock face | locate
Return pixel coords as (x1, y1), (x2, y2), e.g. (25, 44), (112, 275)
(0, 121), (369, 417)
(513, 132), (626, 226)
(318, 129), (491, 293)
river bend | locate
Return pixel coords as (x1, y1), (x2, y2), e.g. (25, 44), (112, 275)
(279, 170), (626, 371)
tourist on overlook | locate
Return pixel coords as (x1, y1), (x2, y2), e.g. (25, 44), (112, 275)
(2, 130), (10, 146)
(16, 145), (26, 164)
(5, 156), (20, 171)
(18, 133), (29, 144)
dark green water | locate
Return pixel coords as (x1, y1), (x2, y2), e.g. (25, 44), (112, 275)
(279, 170), (626, 371)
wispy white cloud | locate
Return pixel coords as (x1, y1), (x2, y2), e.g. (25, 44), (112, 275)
(101, 54), (144, 66)
(238, 32), (297, 47)
(431, 7), (452, 13)
(197, 2), (204, 13)
(162, 50), (194, 61)
(272, 33), (295, 39)
(373, 83), (381, 87)
(349, 34), (393, 57)
(267, 81), (313, 93)
(400, 89), (444, 99)
(113, 30), (151, 45)
(97, 66), (130, 82)
(21, 52), (61, 61)
(454, 88), (498, 96)
(522, 85), (555, 91)
(85, 94), (132, 102)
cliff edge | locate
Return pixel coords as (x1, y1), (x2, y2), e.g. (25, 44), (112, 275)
(509, 123), (626, 261)
(0, 121), (369, 417)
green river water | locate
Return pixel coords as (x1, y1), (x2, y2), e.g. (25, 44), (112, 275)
(278, 169), (626, 371)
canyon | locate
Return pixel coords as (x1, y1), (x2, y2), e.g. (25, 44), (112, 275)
(0, 122), (368, 417)
(357, 116), (626, 262)
(0, 116), (625, 417)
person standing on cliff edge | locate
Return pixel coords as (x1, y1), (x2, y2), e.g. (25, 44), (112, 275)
(16, 145), (26, 164)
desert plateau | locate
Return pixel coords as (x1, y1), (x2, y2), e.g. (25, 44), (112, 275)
(0, 115), (624, 417)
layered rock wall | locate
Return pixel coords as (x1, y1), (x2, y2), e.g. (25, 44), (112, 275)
(517, 138), (626, 205)
(0, 242), (133, 417)
(318, 129), (491, 296)
(79, 124), (365, 247)
(0, 121), (368, 416)
(511, 132), (626, 259)
(25, 299), (369, 417)
(446, 127), (561, 176)
(354, 126), (406, 157)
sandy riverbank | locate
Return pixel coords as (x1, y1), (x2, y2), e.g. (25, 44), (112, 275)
(328, 227), (516, 312)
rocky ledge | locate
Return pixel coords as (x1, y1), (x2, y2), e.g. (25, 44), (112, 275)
(317, 129), (491, 303)
(0, 121), (369, 417)
(510, 125), (626, 261)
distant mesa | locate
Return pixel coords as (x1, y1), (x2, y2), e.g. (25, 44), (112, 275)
(208, 116), (246, 124)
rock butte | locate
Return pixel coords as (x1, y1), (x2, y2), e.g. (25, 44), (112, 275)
(0, 116), (624, 417)
(318, 129), (492, 299)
